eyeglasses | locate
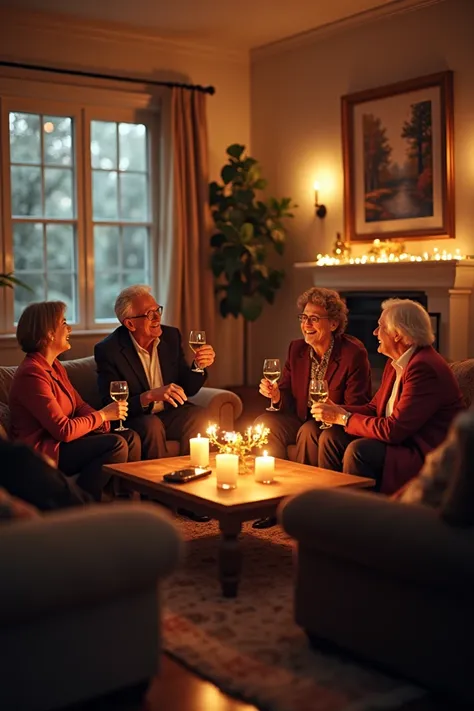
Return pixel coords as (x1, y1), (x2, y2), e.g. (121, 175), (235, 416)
(128, 306), (163, 321)
(297, 313), (330, 325)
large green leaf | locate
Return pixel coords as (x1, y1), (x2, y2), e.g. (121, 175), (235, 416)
(240, 222), (254, 244)
(227, 144), (245, 160)
(210, 232), (226, 248)
(241, 294), (264, 321)
(221, 163), (239, 185)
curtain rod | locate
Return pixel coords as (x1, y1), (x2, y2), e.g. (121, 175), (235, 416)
(0, 60), (216, 95)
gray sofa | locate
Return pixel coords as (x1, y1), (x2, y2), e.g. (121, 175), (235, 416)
(280, 487), (474, 703)
(0, 502), (183, 711)
(0, 355), (243, 448)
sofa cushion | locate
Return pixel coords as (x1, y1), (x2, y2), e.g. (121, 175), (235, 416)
(61, 356), (102, 410)
(450, 359), (474, 408)
(0, 403), (11, 440)
(0, 366), (17, 405)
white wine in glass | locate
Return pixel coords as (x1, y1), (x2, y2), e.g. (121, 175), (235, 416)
(263, 358), (281, 412)
(110, 381), (129, 431)
(189, 330), (206, 373)
(309, 377), (332, 429)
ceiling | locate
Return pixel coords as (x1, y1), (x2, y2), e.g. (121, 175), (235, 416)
(0, 0), (410, 50)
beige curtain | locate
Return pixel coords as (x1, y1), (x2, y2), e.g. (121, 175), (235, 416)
(157, 87), (215, 365)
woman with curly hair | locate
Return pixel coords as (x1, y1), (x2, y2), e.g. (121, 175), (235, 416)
(253, 286), (371, 527)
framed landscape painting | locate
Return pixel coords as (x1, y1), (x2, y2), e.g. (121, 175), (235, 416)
(341, 71), (454, 242)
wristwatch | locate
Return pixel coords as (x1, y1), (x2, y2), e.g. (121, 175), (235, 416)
(341, 412), (351, 427)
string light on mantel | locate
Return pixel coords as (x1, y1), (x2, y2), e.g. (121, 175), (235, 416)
(316, 238), (466, 267)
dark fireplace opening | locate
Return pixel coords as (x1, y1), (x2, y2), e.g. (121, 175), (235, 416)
(341, 291), (428, 370)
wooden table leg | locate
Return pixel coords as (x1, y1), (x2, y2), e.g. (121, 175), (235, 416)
(218, 518), (242, 598)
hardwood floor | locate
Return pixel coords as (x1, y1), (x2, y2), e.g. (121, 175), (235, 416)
(76, 653), (468, 711)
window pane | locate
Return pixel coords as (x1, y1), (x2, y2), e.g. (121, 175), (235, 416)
(123, 226), (147, 270)
(11, 166), (42, 216)
(91, 121), (117, 170)
(123, 270), (147, 287)
(119, 123), (147, 171)
(9, 112), (41, 165)
(94, 225), (119, 270)
(14, 274), (46, 323)
(45, 167), (74, 218)
(93, 170), (118, 220)
(46, 273), (76, 320)
(95, 273), (120, 321)
(120, 173), (148, 221)
(43, 116), (73, 166)
(13, 222), (44, 270)
(46, 224), (75, 271)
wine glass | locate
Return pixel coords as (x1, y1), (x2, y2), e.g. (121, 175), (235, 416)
(309, 377), (332, 429)
(109, 381), (129, 431)
(263, 358), (281, 412)
(189, 330), (206, 373)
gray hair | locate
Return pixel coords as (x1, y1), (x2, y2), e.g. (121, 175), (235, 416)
(114, 284), (152, 322)
(296, 286), (348, 336)
(381, 298), (434, 347)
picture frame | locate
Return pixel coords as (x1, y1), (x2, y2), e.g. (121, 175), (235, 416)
(341, 71), (454, 243)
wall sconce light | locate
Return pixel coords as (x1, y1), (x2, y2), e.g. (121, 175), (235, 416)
(313, 181), (327, 218)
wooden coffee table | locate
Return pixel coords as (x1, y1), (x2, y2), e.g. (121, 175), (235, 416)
(104, 455), (374, 597)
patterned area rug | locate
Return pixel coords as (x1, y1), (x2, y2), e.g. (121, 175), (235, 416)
(162, 518), (425, 711)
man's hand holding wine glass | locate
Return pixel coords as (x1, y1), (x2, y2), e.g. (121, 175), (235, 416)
(189, 330), (215, 373)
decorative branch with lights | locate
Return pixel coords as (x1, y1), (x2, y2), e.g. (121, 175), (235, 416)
(316, 239), (466, 267)
(206, 423), (270, 473)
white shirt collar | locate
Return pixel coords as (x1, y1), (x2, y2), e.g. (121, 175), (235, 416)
(130, 333), (160, 356)
(391, 345), (416, 372)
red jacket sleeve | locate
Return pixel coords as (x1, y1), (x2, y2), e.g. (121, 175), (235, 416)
(346, 360), (442, 444)
(342, 345), (372, 406)
(16, 370), (104, 443)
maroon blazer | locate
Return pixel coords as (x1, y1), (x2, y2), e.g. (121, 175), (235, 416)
(9, 353), (108, 466)
(279, 334), (372, 422)
(345, 345), (464, 494)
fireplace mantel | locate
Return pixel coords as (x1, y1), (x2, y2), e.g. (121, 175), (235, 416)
(294, 259), (474, 361)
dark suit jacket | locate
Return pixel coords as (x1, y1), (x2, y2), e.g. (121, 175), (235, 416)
(345, 345), (464, 494)
(94, 325), (207, 418)
(279, 334), (372, 422)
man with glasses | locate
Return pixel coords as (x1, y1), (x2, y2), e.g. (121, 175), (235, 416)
(252, 286), (371, 528)
(94, 284), (215, 463)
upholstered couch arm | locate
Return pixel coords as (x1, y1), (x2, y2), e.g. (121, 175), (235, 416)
(189, 387), (243, 432)
(280, 488), (474, 592)
(0, 504), (183, 626)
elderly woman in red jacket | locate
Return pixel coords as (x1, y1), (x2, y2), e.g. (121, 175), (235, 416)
(9, 301), (141, 501)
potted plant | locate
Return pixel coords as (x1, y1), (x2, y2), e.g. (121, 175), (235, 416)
(209, 144), (297, 384)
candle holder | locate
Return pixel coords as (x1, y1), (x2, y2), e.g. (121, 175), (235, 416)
(206, 424), (270, 474)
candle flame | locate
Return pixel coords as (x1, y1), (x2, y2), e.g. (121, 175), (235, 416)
(264, 450), (268, 457)
(197, 433), (201, 438)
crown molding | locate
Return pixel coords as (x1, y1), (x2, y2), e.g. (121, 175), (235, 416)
(0, 8), (248, 65)
(251, 0), (445, 61)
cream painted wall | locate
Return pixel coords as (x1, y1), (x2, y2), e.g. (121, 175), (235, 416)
(0, 9), (249, 384)
(249, 0), (474, 384)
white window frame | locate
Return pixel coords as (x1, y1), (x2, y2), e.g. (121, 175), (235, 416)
(0, 66), (162, 334)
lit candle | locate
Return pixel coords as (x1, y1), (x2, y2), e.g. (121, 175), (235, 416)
(254, 450), (275, 484)
(313, 180), (320, 206)
(190, 433), (209, 467)
(216, 453), (239, 490)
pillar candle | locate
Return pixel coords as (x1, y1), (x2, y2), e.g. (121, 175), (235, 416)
(216, 453), (239, 490)
(189, 434), (209, 467)
(254, 450), (275, 484)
